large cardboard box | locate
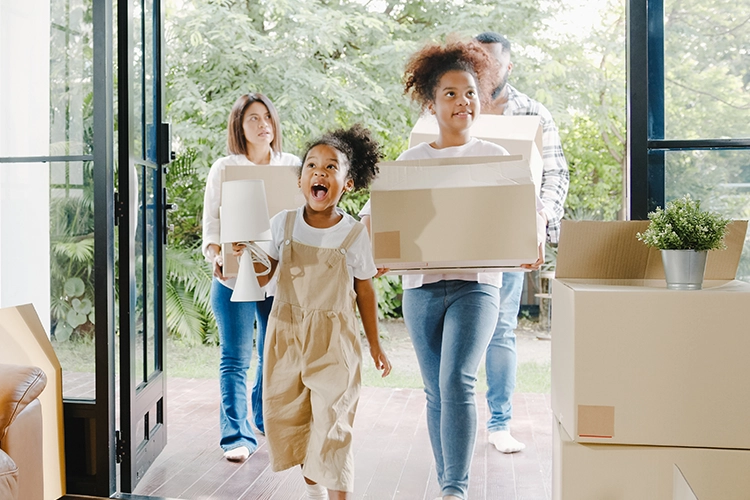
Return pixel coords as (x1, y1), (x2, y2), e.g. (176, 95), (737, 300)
(553, 418), (750, 500)
(551, 220), (750, 449)
(369, 155), (540, 273)
(408, 114), (544, 191)
(220, 165), (304, 277)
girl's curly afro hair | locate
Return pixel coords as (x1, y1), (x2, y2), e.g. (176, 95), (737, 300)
(403, 37), (500, 110)
(300, 123), (382, 192)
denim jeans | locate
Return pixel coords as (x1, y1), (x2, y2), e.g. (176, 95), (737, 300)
(403, 280), (500, 499)
(211, 278), (272, 451)
(485, 271), (524, 433)
(252, 295), (273, 434)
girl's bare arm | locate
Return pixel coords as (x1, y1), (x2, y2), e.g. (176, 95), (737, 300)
(354, 277), (392, 377)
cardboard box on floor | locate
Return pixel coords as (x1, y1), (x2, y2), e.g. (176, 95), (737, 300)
(553, 418), (750, 500)
(551, 219), (750, 450)
(220, 165), (304, 277)
(370, 155), (540, 273)
(408, 114), (544, 191)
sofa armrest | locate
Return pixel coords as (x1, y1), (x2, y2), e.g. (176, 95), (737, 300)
(2, 400), (43, 500)
(0, 449), (18, 500)
(0, 364), (47, 444)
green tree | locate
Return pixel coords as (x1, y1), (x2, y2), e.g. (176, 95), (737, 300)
(163, 0), (560, 338)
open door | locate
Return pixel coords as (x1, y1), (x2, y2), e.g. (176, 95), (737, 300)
(117, 0), (171, 491)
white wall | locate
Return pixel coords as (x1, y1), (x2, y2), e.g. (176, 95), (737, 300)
(0, 0), (52, 334)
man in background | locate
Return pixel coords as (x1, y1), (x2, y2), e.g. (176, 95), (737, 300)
(475, 31), (569, 453)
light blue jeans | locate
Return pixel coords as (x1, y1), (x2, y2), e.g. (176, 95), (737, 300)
(211, 279), (272, 452)
(252, 296), (273, 434)
(403, 280), (500, 499)
(485, 271), (524, 433)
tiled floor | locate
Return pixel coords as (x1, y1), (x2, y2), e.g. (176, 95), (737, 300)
(132, 379), (553, 500)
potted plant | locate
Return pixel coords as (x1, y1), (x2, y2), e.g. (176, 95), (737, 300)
(636, 194), (731, 290)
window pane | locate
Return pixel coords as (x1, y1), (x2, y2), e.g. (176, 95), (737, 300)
(0, 161), (51, 328)
(146, 165), (158, 377)
(144, 0), (157, 164)
(664, 0), (750, 140)
(132, 0), (144, 161)
(47, 160), (96, 399)
(0, 0), (93, 158)
(135, 163), (146, 383)
(49, 0), (94, 157)
(665, 149), (750, 282)
(1, 1), (50, 157)
(1, 159), (96, 400)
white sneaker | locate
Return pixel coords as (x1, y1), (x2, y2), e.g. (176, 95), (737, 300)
(223, 445), (251, 462)
(488, 430), (526, 453)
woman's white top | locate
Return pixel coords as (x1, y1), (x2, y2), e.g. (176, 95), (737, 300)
(360, 137), (546, 290)
(202, 152), (300, 290)
(268, 206), (378, 282)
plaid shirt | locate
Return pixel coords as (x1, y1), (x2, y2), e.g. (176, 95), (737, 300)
(504, 84), (569, 244)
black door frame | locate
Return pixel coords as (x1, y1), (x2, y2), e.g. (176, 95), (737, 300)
(117, 0), (170, 492)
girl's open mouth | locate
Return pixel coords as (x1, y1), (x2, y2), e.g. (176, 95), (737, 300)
(312, 184), (328, 200)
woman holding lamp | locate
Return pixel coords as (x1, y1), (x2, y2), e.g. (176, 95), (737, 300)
(202, 92), (300, 462)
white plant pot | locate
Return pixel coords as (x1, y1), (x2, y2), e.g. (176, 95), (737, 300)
(660, 249), (708, 290)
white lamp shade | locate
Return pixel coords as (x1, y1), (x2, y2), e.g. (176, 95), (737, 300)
(220, 179), (272, 243)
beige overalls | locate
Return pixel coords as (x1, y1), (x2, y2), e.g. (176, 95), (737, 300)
(263, 210), (364, 492)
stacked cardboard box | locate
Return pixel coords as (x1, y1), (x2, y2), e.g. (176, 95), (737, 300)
(551, 220), (750, 499)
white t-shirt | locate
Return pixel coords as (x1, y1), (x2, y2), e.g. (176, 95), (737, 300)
(268, 206), (377, 282)
(360, 137), (545, 289)
(202, 152), (300, 290)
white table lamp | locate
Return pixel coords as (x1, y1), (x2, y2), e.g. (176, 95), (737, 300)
(220, 179), (273, 302)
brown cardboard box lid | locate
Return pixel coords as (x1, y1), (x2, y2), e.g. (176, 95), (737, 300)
(555, 219), (748, 280)
(409, 114), (542, 153)
(408, 115), (543, 189)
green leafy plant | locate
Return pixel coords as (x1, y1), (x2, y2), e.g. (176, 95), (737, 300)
(636, 194), (731, 251)
(49, 173), (96, 342)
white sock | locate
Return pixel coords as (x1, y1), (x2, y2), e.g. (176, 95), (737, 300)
(305, 483), (328, 500)
(223, 445), (251, 462)
(488, 430), (526, 453)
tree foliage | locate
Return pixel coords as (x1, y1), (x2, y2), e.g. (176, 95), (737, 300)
(161, 0), (750, 335)
(163, 0), (570, 341)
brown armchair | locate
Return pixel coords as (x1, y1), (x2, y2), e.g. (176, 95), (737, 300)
(0, 363), (47, 500)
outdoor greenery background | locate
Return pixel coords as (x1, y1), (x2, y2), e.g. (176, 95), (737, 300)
(160, 0), (630, 345)
(161, 0), (750, 345)
(47, 0), (750, 358)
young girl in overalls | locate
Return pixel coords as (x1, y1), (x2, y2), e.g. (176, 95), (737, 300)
(244, 124), (392, 500)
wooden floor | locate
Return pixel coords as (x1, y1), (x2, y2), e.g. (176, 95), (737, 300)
(132, 378), (553, 500)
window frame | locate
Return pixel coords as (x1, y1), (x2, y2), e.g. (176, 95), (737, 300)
(627, 0), (750, 220)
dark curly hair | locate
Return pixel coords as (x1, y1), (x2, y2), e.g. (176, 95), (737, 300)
(403, 37), (499, 110)
(299, 124), (382, 192)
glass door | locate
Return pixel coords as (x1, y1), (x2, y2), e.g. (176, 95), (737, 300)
(117, 0), (171, 491)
